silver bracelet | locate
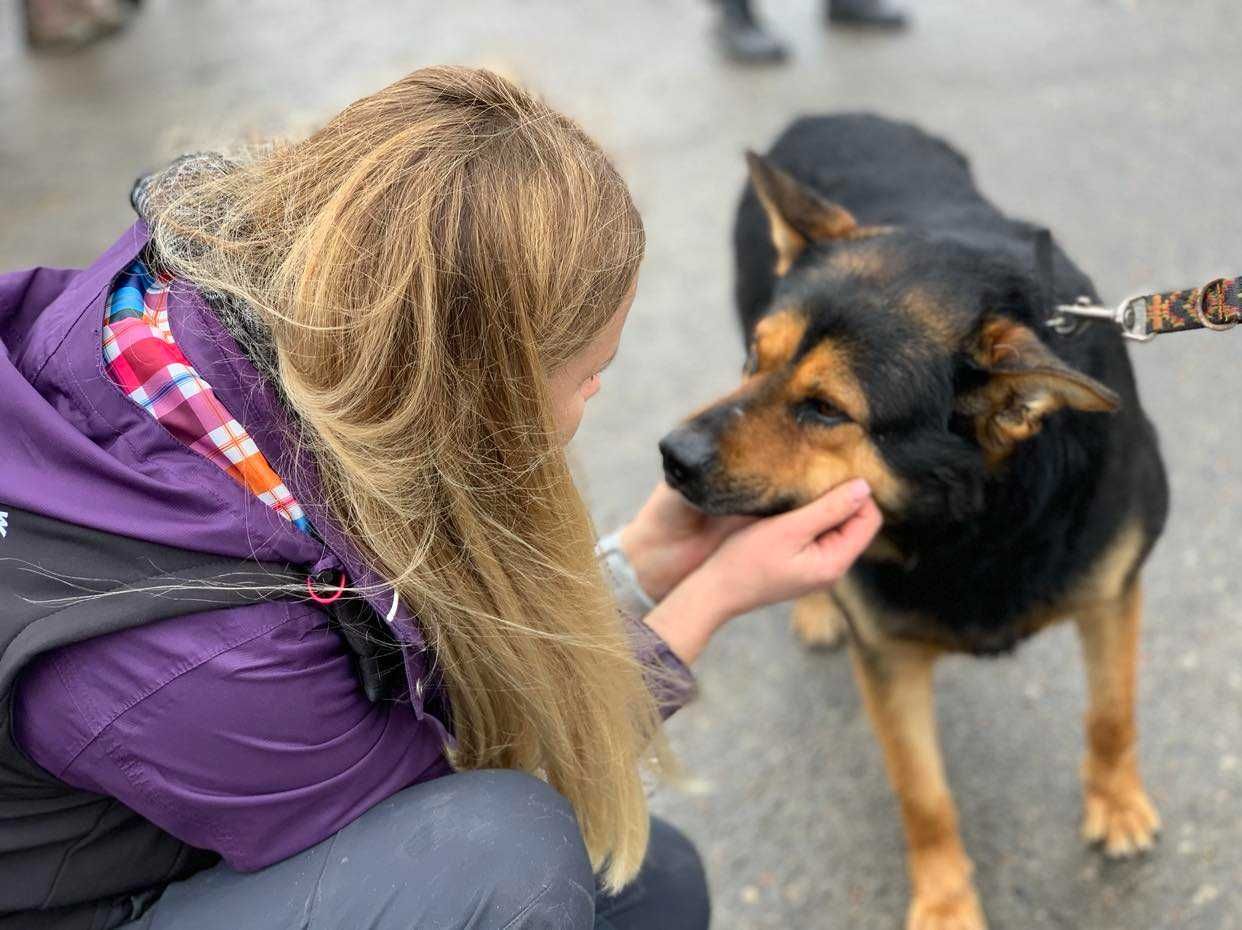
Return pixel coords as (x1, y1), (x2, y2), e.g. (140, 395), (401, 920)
(596, 530), (656, 619)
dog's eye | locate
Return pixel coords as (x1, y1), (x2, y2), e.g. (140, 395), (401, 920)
(797, 397), (848, 427)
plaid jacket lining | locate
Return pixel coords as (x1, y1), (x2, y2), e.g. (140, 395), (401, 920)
(102, 257), (313, 535)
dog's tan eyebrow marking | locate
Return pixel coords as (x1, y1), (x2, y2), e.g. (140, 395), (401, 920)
(787, 340), (870, 424)
(810, 241), (964, 348)
(824, 243), (889, 278)
(752, 310), (807, 372)
(900, 285), (964, 346)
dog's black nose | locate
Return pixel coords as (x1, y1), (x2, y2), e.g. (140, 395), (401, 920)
(659, 427), (716, 489)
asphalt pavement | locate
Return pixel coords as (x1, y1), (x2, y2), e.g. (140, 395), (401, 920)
(2, 2), (1239, 928)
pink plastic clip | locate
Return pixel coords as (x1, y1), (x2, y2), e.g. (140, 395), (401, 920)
(306, 572), (347, 605)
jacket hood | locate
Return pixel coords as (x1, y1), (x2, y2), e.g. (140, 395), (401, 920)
(0, 222), (433, 690)
(0, 223), (321, 568)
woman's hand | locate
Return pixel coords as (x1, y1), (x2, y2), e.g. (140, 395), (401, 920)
(643, 479), (882, 664)
(618, 482), (756, 601)
(692, 478), (881, 618)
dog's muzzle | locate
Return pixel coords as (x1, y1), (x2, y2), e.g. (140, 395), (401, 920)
(659, 426), (717, 497)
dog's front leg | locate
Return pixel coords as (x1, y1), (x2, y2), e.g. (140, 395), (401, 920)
(791, 590), (847, 650)
(1075, 581), (1160, 856)
(850, 640), (986, 930)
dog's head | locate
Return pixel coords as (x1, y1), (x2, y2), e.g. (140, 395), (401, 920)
(659, 152), (1120, 524)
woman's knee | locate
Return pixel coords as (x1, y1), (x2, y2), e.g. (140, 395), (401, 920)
(414, 769), (596, 928)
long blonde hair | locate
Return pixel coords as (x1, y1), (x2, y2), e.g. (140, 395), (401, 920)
(148, 66), (662, 889)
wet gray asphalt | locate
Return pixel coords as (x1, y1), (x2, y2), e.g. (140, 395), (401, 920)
(2, 2), (1239, 928)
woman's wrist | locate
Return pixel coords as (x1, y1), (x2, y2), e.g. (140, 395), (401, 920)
(641, 563), (733, 665)
(616, 521), (679, 602)
(606, 523), (734, 665)
(597, 530), (657, 618)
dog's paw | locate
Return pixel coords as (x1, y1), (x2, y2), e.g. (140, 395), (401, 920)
(1082, 778), (1161, 857)
(790, 591), (846, 651)
(906, 886), (987, 930)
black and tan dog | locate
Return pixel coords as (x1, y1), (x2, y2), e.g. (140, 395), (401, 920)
(660, 115), (1168, 930)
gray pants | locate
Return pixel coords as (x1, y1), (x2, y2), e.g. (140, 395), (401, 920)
(123, 770), (710, 930)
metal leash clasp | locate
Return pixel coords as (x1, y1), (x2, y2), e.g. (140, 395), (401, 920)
(1046, 294), (1154, 342)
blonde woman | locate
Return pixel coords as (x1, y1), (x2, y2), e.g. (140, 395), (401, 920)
(0, 67), (880, 930)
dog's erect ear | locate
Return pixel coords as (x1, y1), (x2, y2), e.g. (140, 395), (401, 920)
(746, 151), (858, 276)
(956, 316), (1120, 461)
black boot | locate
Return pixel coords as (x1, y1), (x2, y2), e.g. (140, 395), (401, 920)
(713, 0), (788, 64)
(826, 0), (909, 28)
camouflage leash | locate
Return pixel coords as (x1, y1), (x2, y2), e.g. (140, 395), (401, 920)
(1046, 276), (1242, 342)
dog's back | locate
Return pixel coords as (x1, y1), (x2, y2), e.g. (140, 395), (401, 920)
(737, 114), (1097, 323)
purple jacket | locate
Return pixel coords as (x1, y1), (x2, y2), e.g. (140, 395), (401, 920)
(1, 223), (690, 872)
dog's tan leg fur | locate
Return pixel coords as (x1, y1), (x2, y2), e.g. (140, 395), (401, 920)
(791, 590), (846, 650)
(1075, 581), (1160, 856)
(850, 640), (986, 930)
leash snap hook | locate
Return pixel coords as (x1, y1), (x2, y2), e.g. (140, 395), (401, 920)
(1045, 296), (1105, 337)
(1046, 296), (1114, 337)
(1116, 293), (1155, 342)
(1047, 294), (1154, 342)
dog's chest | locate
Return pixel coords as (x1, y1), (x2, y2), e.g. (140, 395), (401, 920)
(846, 539), (1086, 655)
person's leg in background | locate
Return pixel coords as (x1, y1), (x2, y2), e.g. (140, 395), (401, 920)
(709, 0), (909, 66)
(595, 817), (711, 930)
(825, 0), (908, 28)
(124, 768), (709, 930)
(22, 0), (140, 49)
(711, 0), (789, 65)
